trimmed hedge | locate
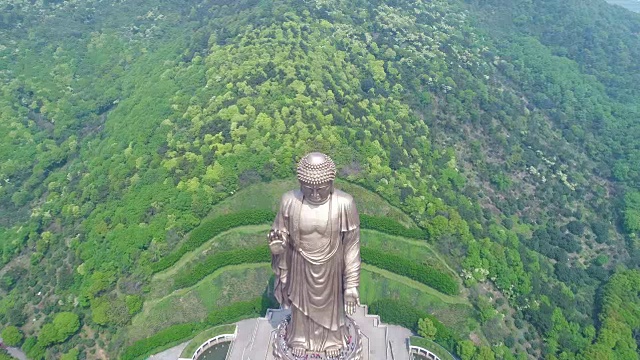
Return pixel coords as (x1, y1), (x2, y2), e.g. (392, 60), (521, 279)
(121, 296), (276, 360)
(361, 247), (459, 295)
(171, 244), (457, 296)
(151, 209), (275, 273)
(154, 211), (428, 279)
(360, 214), (426, 239)
(173, 245), (271, 289)
(157, 210), (451, 295)
(369, 298), (456, 350)
(120, 322), (203, 360)
(207, 297), (270, 325)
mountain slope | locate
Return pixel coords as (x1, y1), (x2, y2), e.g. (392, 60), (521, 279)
(1, 0), (640, 359)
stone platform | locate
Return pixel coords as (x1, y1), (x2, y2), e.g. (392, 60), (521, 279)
(225, 305), (412, 360)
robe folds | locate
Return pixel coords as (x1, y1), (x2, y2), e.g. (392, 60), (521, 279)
(271, 189), (361, 352)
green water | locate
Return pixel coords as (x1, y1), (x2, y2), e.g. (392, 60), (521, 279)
(195, 342), (230, 360)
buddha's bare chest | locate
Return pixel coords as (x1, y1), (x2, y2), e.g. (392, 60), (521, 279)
(298, 202), (331, 238)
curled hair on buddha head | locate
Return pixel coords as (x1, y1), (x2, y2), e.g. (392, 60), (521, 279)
(296, 152), (337, 186)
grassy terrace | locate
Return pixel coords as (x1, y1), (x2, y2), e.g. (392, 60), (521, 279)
(205, 179), (417, 228)
(129, 263), (270, 341)
(149, 225), (270, 299)
(360, 266), (473, 335)
(126, 181), (474, 355)
(149, 225), (459, 299)
(134, 262), (473, 342)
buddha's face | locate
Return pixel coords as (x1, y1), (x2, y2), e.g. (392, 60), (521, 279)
(300, 181), (333, 205)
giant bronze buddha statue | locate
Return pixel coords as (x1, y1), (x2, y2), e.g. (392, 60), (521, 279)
(269, 152), (362, 359)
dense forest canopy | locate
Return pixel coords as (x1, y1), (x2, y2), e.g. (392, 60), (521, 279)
(1, 0), (639, 359)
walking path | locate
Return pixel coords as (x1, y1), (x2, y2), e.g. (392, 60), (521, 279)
(0, 336), (28, 360)
(147, 341), (189, 360)
(362, 264), (469, 305)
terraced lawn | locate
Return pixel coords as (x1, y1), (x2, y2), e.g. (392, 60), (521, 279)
(150, 225), (458, 299)
(361, 265), (467, 305)
(206, 179), (417, 228)
(360, 265), (475, 335)
(133, 261), (473, 343)
(361, 230), (458, 278)
(130, 263), (271, 342)
(129, 181), (476, 349)
(149, 225), (269, 299)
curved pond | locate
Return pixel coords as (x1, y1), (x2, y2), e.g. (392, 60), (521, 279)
(195, 342), (230, 360)
(412, 355), (430, 360)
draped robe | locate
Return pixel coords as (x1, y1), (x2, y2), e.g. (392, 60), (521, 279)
(271, 189), (361, 352)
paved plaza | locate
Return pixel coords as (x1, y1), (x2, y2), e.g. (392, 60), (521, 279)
(225, 305), (412, 360)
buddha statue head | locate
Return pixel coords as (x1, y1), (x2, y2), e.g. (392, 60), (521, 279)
(296, 152), (336, 204)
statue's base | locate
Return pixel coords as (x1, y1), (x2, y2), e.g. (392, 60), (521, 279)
(271, 312), (363, 360)
(225, 305), (412, 360)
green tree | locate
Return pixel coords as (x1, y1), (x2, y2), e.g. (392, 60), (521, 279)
(90, 297), (111, 326)
(91, 296), (131, 326)
(23, 337), (45, 360)
(477, 297), (497, 324)
(125, 295), (144, 315)
(60, 348), (80, 360)
(38, 312), (80, 346)
(0, 350), (14, 360)
(457, 340), (477, 360)
(1, 325), (23, 346)
(84, 271), (116, 300)
(474, 346), (495, 360)
(52, 312), (80, 341)
(37, 323), (59, 347)
(418, 318), (437, 340)
(624, 191), (640, 234)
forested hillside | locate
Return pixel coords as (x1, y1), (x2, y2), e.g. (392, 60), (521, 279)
(1, 0), (639, 359)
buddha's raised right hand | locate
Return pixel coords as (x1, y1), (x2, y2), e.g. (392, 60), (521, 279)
(268, 229), (287, 255)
